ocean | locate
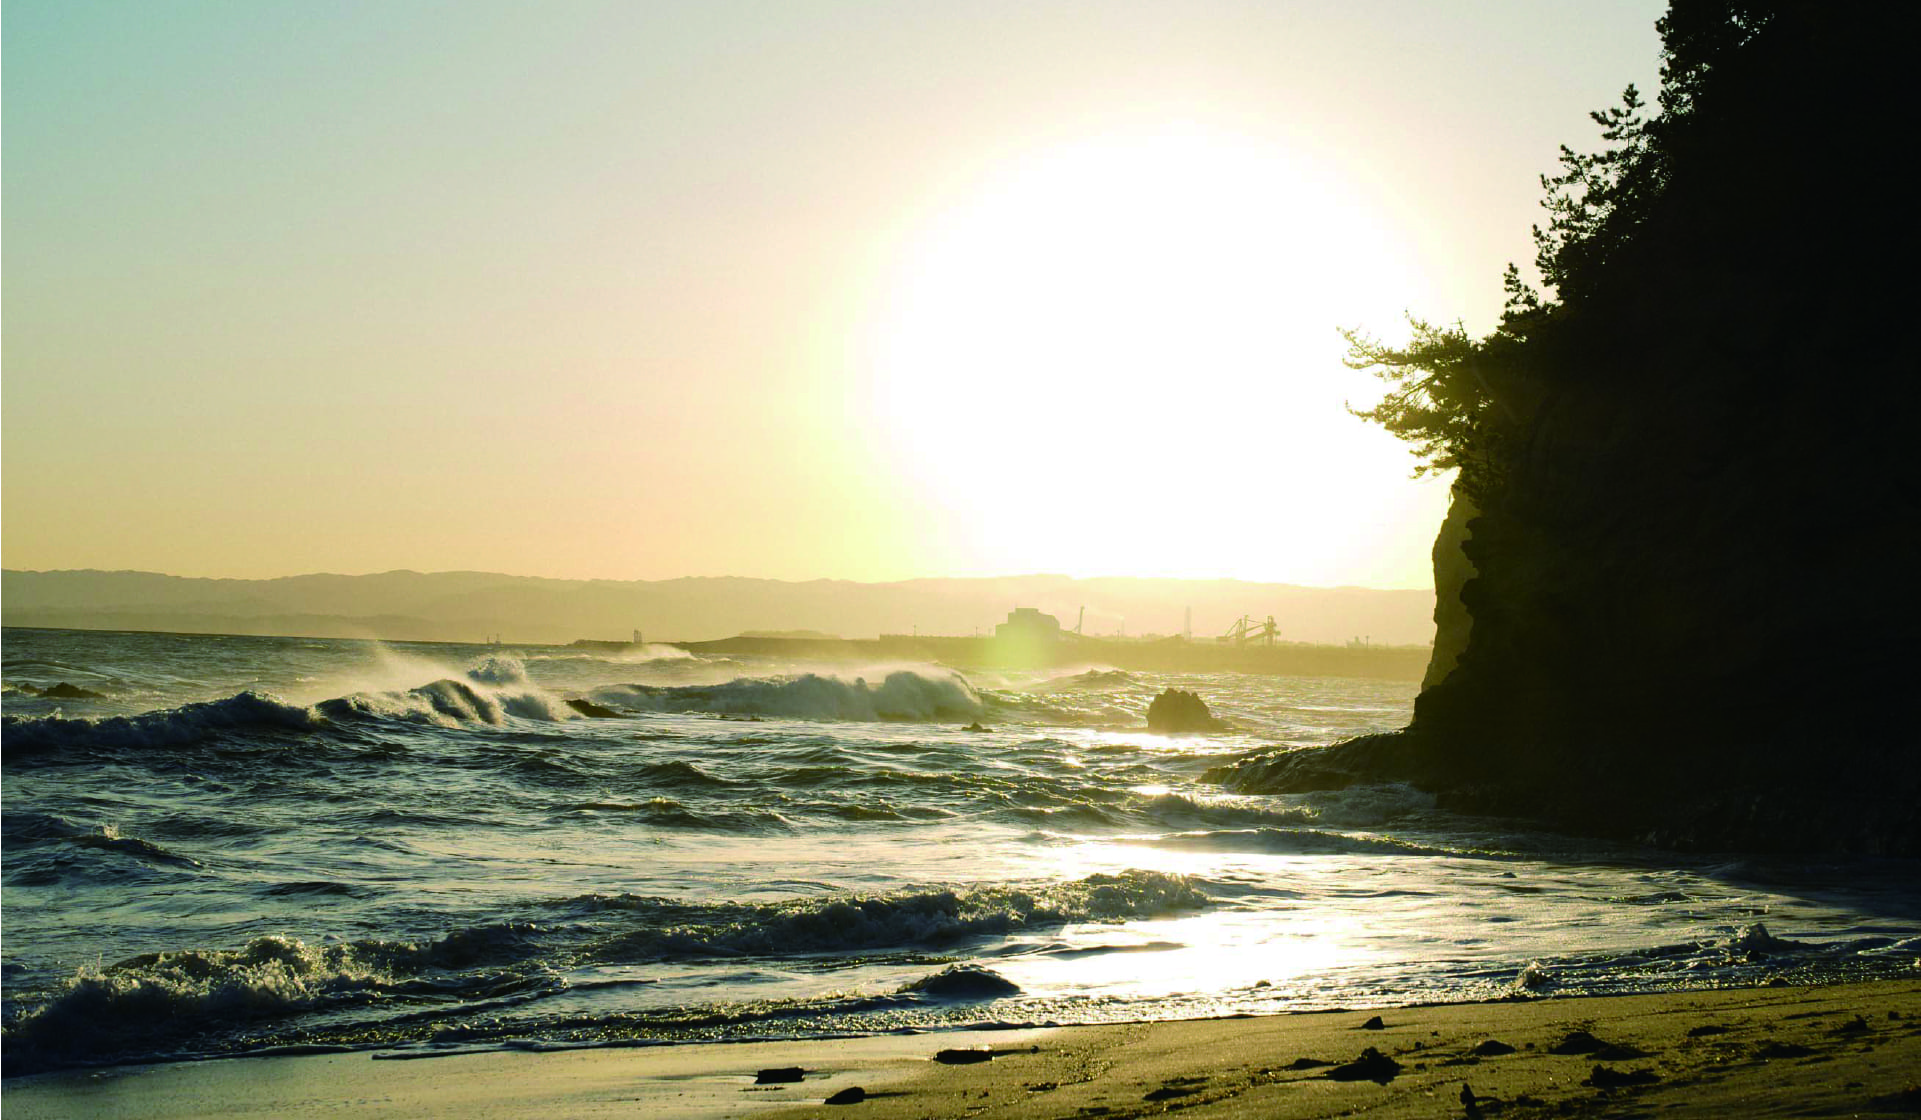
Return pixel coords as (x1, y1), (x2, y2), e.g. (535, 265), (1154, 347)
(3, 626), (1916, 1077)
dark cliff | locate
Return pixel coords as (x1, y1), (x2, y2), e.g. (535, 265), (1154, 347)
(1217, 2), (1921, 853)
(1420, 489), (1476, 691)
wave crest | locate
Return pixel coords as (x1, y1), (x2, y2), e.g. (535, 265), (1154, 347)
(3, 656), (587, 757)
(3, 936), (395, 1073)
(594, 669), (983, 723)
(581, 868), (1210, 958)
(0, 691), (322, 754)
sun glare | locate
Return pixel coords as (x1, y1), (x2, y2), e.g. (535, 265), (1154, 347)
(861, 126), (1442, 584)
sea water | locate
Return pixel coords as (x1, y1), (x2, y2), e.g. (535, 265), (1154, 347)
(3, 626), (1916, 1076)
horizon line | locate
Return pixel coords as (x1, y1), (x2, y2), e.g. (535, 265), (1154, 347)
(1, 565), (1432, 595)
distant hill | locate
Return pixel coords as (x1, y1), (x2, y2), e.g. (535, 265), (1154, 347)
(0, 569), (1435, 647)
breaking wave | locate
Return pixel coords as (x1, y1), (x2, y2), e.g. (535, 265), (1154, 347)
(1034, 668), (1138, 691)
(2, 656), (581, 756)
(0, 691), (323, 754)
(2, 936), (402, 1074)
(1117, 827), (1478, 858)
(591, 669), (982, 722)
(1, 869), (1210, 1074)
(1, 814), (203, 868)
(572, 869), (1210, 958)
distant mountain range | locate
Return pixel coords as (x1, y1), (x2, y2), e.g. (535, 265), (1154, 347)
(0, 569), (1435, 647)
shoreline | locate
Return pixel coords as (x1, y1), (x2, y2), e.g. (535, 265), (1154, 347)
(7, 979), (1917, 1119)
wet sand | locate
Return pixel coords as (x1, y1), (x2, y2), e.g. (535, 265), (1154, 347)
(5, 980), (1917, 1119)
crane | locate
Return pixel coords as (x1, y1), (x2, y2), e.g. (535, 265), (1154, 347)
(1223, 615), (1280, 647)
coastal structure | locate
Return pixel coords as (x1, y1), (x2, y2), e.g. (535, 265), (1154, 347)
(993, 607), (1062, 644)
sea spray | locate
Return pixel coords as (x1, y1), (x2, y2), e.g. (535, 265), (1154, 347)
(5, 627), (1917, 1081)
(592, 668), (983, 722)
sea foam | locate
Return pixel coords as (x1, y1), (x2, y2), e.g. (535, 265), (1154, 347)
(593, 668), (983, 722)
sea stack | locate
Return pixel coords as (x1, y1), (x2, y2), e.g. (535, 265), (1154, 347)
(1146, 688), (1223, 733)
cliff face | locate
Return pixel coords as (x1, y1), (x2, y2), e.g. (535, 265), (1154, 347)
(1414, 378), (1921, 851)
(1219, 374), (1920, 853)
(1216, 5), (1921, 854)
(1420, 488), (1477, 691)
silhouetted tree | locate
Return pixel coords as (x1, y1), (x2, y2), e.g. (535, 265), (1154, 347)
(1342, 0), (1884, 501)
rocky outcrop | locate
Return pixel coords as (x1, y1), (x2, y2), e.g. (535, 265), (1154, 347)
(1217, 376), (1921, 852)
(1217, 374), (1921, 853)
(9, 682), (108, 700)
(1421, 488), (1477, 690)
(1146, 689), (1223, 733)
(1216, 7), (1921, 854)
(899, 964), (1021, 999)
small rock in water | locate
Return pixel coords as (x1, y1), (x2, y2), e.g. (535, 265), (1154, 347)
(934, 1048), (995, 1064)
(1143, 1085), (1199, 1102)
(1359, 1015), (1387, 1030)
(1285, 1057), (1331, 1070)
(1145, 688), (1223, 732)
(961, 722), (990, 732)
(756, 1067), (805, 1084)
(565, 698), (621, 718)
(1731, 922), (1802, 955)
(1686, 1024), (1728, 1038)
(900, 965), (1020, 1000)
(824, 1086), (867, 1105)
(1471, 1039), (1516, 1056)
(1547, 1030), (1607, 1055)
(41, 682), (107, 699)
(1326, 1047), (1402, 1083)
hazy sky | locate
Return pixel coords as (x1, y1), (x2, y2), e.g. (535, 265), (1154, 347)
(3, 0), (1663, 588)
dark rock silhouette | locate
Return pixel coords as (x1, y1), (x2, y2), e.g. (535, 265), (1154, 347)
(1547, 1030), (1607, 1055)
(1143, 1084), (1201, 1101)
(1423, 490), (1478, 690)
(1216, 4), (1921, 855)
(1146, 689), (1223, 733)
(565, 698), (620, 718)
(900, 965), (1020, 999)
(22, 682), (106, 699)
(1326, 1046), (1401, 1083)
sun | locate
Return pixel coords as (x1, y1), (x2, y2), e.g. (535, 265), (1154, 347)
(858, 124), (1444, 584)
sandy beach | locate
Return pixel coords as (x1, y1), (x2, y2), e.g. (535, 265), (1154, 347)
(7, 979), (1916, 1119)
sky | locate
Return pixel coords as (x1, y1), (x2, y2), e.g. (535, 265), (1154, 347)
(2, 0), (1665, 589)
